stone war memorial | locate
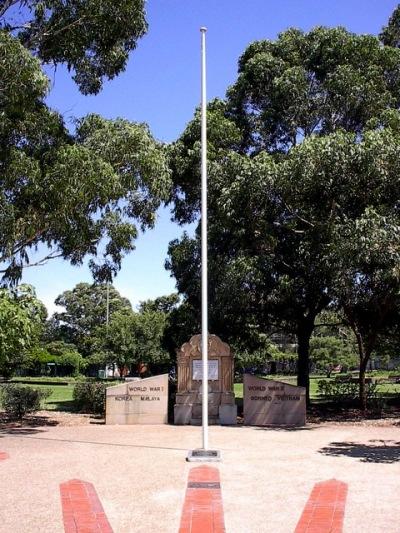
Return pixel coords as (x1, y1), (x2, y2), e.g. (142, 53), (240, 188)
(106, 374), (168, 425)
(174, 334), (237, 425)
(243, 374), (306, 426)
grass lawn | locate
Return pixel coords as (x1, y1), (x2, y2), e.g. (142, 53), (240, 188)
(36, 383), (75, 411)
(8, 377), (76, 411)
(5, 378), (121, 412)
(3, 374), (398, 414)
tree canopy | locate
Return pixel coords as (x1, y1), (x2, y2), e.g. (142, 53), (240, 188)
(0, 285), (44, 377)
(0, 0), (147, 94)
(0, 30), (171, 285)
(167, 26), (400, 403)
(49, 282), (131, 354)
(380, 4), (400, 48)
(93, 309), (169, 375)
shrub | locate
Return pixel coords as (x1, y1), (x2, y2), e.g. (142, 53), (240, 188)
(73, 381), (106, 414)
(0, 384), (51, 419)
(317, 377), (380, 405)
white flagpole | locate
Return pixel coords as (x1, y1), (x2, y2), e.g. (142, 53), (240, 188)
(200, 26), (208, 451)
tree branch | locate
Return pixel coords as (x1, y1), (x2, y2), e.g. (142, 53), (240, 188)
(0, 250), (63, 273)
(314, 322), (343, 328)
(0, 228), (47, 263)
(27, 15), (88, 48)
(282, 199), (315, 228)
(0, 0), (19, 19)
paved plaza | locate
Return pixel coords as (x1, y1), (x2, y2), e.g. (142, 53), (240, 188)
(0, 418), (399, 532)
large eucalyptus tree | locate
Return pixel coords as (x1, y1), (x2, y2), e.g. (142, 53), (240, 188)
(167, 23), (400, 403)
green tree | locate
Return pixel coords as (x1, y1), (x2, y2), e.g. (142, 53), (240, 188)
(168, 28), (400, 403)
(94, 310), (169, 376)
(380, 4), (400, 48)
(310, 336), (357, 375)
(25, 341), (85, 376)
(0, 288), (41, 377)
(139, 293), (184, 357)
(138, 293), (180, 314)
(331, 208), (400, 408)
(50, 282), (131, 354)
(0, 17), (170, 286)
(1, 0), (147, 94)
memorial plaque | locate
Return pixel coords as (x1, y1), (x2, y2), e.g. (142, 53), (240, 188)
(243, 374), (306, 426)
(106, 374), (168, 425)
(192, 359), (219, 381)
(174, 334), (237, 425)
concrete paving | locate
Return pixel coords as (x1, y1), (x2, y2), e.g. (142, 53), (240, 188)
(0, 421), (399, 532)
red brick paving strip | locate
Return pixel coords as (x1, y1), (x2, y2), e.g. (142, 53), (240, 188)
(60, 479), (113, 533)
(0, 451), (9, 460)
(179, 466), (226, 533)
(294, 479), (348, 533)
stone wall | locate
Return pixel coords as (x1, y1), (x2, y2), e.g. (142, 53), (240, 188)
(243, 374), (306, 426)
(106, 374), (168, 425)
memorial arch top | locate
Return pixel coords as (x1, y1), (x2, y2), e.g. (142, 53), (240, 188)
(177, 334), (233, 393)
(174, 334), (236, 425)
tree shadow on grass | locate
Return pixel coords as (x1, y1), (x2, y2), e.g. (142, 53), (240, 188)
(45, 400), (76, 412)
(319, 440), (400, 463)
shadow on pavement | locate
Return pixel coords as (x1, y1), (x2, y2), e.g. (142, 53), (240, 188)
(319, 440), (400, 463)
(253, 425), (315, 432)
(0, 413), (59, 437)
(0, 426), (50, 436)
(0, 433), (190, 451)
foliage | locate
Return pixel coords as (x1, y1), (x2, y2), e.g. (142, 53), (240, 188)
(380, 4), (400, 48)
(167, 25), (400, 405)
(330, 206), (400, 408)
(0, 0), (148, 95)
(0, 383), (50, 419)
(138, 293), (187, 357)
(310, 336), (358, 374)
(49, 283), (132, 354)
(234, 342), (292, 370)
(94, 310), (169, 375)
(73, 381), (106, 414)
(138, 293), (180, 314)
(46, 341), (85, 374)
(23, 341), (86, 376)
(317, 377), (381, 407)
(168, 98), (242, 224)
(227, 27), (400, 153)
(13, 284), (47, 322)
(0, 31), (171, 286)
(0, 288), (43, 377)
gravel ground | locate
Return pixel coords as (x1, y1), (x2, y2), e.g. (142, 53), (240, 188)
(0, 413), (399, 533)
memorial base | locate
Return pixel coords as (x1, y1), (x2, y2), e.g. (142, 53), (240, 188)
(174, 391), (236, 425)
(186, 449), (221, 462)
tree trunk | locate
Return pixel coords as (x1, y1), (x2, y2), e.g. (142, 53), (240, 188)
(351, 323), (370, 411)
(359, 355), (370, 411)
(297, 322), (314, 406)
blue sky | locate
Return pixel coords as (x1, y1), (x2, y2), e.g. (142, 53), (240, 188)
(21, 0), (399, 314)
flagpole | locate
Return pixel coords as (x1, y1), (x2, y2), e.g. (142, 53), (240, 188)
(187, 28), (220, 462)
(200, 26), (208, 451)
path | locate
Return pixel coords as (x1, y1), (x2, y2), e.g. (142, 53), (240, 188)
(0, 422), (398, 532)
